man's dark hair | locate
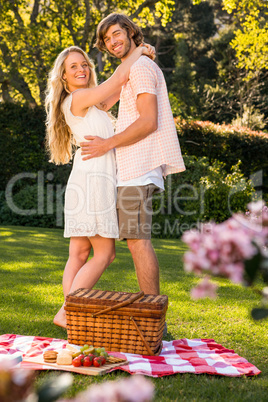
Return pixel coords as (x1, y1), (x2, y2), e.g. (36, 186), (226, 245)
(95, 13), (144, 52)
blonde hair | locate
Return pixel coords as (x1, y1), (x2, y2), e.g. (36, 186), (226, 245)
(45, 46), (97, 164)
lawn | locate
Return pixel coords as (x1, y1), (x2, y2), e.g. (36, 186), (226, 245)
(0, 225), (268, 401)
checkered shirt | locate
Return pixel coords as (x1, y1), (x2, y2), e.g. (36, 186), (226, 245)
(115, 56), (186, 180)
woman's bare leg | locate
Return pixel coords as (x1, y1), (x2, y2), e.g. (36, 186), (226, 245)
(53, 235), (115, 328)
(63, 237), (92, 298)
(53, 236), (91, 328)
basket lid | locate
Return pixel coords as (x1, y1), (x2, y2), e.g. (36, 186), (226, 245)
(66, 288), (168, 311)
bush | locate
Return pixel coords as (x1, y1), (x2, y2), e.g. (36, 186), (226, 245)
(0, 183), (65, 228)
(176, 119), (268, 197)
(0, 103), (261, 234)
(231, 105), (266, 131)
(0, 102), (71, 192)
(0, 156), (254, 234)
(151, 156), (254, 238)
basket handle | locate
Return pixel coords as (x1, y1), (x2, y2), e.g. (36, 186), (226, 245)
(91, 291), (144, 318)
(130, 317), (155, 356)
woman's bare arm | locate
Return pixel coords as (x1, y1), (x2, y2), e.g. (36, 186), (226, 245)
(71, 46), (151, 117)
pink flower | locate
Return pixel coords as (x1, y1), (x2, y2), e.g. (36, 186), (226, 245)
(182, 231), (201, 252)
(183, 202), (268, 284)
(68, 375), (154, 402)
(183, 250), (210, 274)
(222, 262), (244, 284)
(116, 375), (154, 402)
(217, 225), (256, 261)
(247, 200), (265, 215)
(207, 249), (220, 264)
(190, 276), (218, 300)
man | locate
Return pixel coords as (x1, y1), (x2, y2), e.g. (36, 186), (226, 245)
(81, 13), (185, 296)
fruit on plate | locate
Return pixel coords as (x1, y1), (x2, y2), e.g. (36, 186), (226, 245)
(71, 344), (110, 367)
(74, 354), (85, 366)
(99, 356), (106, 365)
(95, 347), (102, 356)
(72, 351), (81, 359)
(83, 355), (94, 367)
(78, 354), (85, 364)
(80, 344), (89, 353)
(83, 346), (95, 356)
(72, 357), (81, 367)
(93, 356), (103, 367)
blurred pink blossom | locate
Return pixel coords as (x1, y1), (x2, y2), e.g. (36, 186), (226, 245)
(182, 202), (268, 299)
(247, 200), (265, 215)
(191, 276), (218, 300)
(116, 375), (154, 402)
(60, 375), (154, 402)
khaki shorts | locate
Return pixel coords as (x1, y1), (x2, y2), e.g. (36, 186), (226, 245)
(116, 184), (158, 240)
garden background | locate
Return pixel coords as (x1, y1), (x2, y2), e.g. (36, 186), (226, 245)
(0, 0), (268, 400)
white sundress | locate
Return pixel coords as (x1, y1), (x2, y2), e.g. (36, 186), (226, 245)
(62, 93), (119, 239)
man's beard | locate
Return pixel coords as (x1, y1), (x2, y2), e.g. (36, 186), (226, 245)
(108, 34), (132, 59)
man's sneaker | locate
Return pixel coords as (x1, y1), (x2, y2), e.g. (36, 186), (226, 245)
(163, 322), (167, 337)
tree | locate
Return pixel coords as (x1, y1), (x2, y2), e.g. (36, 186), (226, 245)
(195, 0), (268, 74)
(201, 26), (268, 126)
(0, 0), (174, 105)
(172, 0), (268, 128)
(142, 0), (217, 118)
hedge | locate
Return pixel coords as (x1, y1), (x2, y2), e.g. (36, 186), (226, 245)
(1, 102), (267, 192)
(0, 103), (265, 235)
(176, 119), (268, 195)
(151, 156), (254, 238)
(0, 102), (71, 192)
(0, 156), (254, 237)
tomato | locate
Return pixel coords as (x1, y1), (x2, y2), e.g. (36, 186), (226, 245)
(87, 353), (95, 362)
(73, 354), (84, 366)
(83, 356), (93, 367)
(93, 356), (103, 367)
(99, 356), (106, 365)
(78, 354), (85, 364)
(72, 357), (82, 367)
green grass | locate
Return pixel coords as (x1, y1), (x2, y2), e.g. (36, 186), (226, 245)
(1, 225), (268, 401)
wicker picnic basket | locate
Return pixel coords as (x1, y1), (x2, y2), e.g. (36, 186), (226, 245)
(65, 289), (168, 356)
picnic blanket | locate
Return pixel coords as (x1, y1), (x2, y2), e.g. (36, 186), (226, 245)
(0, 334), (260, 378)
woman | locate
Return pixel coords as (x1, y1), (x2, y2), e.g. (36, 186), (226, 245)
(45, 44), (154, 328)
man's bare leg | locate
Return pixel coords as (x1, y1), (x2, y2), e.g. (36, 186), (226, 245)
(127, 238), (160, 295)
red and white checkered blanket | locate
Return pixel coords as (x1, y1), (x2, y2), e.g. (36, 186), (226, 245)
(0, 334), (260, 377)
